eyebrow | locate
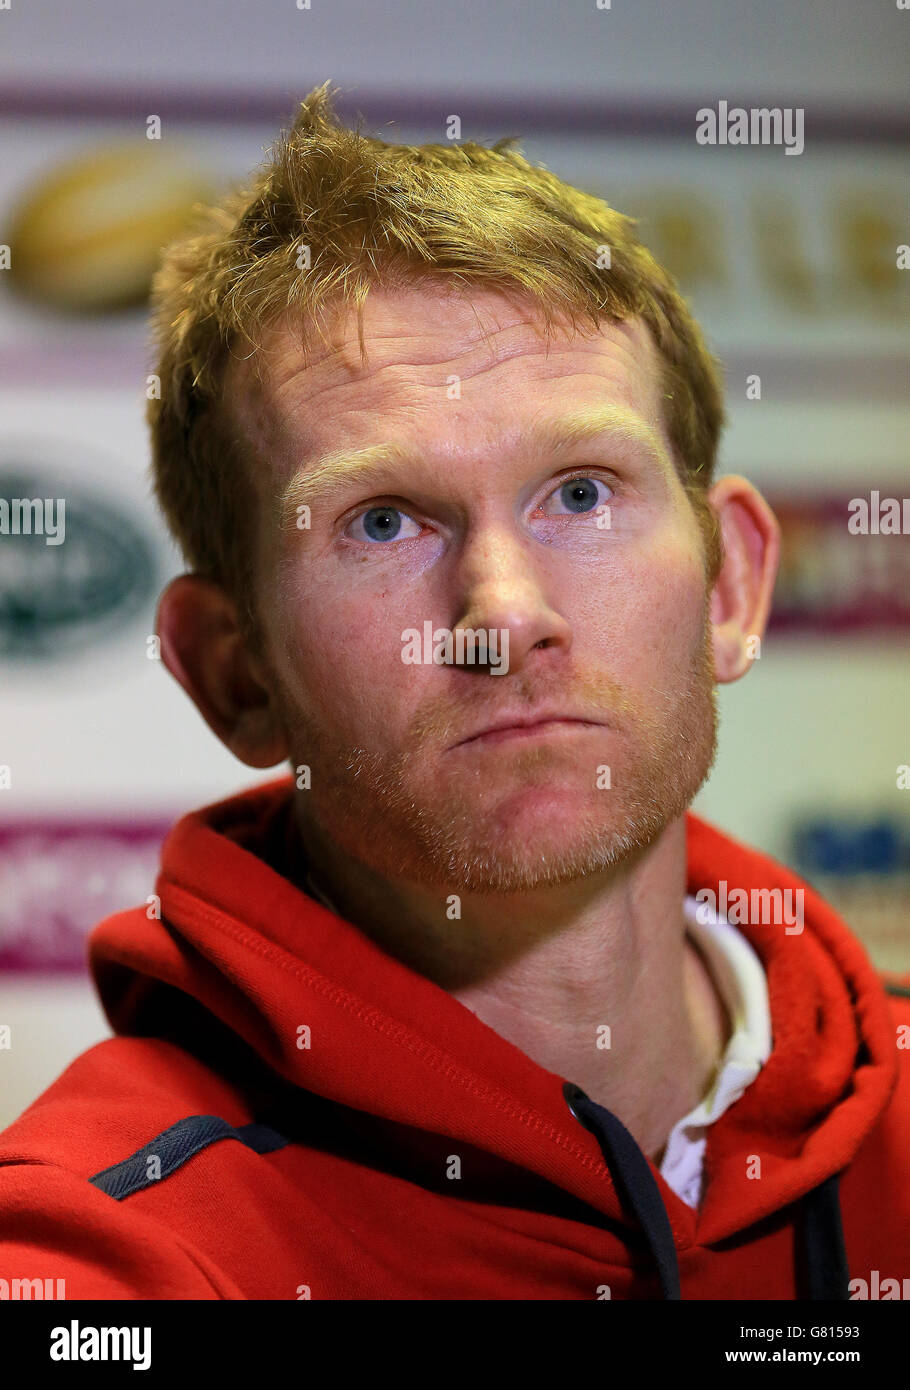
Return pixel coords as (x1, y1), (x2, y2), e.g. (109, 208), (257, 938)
(277, 405), (671, 529)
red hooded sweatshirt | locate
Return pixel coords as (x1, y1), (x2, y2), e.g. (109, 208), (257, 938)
(0, 775), (907, 1300)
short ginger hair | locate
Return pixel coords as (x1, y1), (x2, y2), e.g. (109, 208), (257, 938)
(147, 81), (726, 629)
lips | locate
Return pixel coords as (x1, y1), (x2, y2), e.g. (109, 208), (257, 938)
(450, 715), (604, 750)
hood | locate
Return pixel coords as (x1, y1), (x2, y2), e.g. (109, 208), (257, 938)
(88, 775), (898, 1295)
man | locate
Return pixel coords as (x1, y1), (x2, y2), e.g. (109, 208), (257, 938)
(0, 82), (906, 1300)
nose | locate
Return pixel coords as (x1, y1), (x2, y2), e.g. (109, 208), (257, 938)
(452, 523), (572, 674)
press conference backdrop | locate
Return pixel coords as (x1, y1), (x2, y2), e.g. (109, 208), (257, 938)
(1, 7), (909, 1125)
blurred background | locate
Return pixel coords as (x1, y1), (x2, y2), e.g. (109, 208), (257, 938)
(0, 0), (908, 1126)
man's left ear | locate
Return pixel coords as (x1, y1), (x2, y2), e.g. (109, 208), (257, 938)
(707, 475), (781, 683)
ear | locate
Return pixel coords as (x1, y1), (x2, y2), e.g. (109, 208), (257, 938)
(155, 574), (289, 768)
(707, 476), (781, 683)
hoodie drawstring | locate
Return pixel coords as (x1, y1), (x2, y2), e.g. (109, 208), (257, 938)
(562, 1081), (849, 1300)
(563, 1081), (682, 1299)
(798, 1172), (850, 1300)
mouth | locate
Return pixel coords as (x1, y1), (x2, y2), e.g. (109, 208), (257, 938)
(449, 716), (605, 751)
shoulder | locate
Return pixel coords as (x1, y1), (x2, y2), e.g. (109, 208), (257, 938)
(0, 1035), (253, 1298)
(881, 976), (910, 1030)
(855, 976), (910, 1140)
(0, 1033), (250, 1177)
(839, 978), (910, 1263)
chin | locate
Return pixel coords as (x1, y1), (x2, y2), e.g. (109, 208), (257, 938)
(420, 793), (672, 895)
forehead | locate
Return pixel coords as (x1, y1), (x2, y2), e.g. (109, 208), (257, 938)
(223, 285), (669, 488)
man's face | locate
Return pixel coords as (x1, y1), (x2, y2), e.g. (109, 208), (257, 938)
(231, 285), (717, 893)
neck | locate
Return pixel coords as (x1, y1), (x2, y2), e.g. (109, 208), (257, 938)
(290, 804), (730, 1161)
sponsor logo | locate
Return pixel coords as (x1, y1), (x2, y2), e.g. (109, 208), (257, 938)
(0, 467), (157, 660)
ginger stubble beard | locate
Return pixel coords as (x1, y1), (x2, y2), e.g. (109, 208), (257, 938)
(262, 601), (719, 897)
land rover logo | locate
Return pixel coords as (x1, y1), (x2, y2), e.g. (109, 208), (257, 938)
(0, 469), (157, 659)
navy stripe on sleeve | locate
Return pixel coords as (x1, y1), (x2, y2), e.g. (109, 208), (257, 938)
(88, 1114), (289, 1200)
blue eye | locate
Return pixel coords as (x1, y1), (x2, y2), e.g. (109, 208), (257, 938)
(346, 506), (422, 543)
(544, 476), (613, 516)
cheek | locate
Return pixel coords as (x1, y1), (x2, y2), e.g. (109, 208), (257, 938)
(581, 531), (708, 682)
(274, 577), (416, 728)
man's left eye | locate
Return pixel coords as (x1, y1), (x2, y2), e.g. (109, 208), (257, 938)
(541, 476), (613, 516)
